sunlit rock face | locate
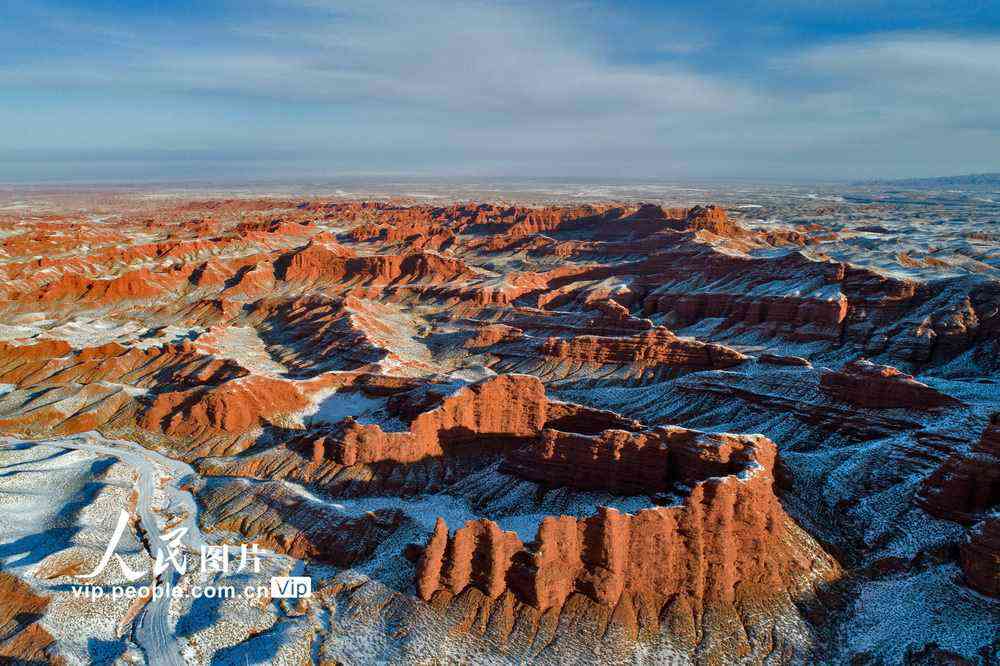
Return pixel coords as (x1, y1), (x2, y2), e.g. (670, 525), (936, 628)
(0, 189), (996, 664)
(416, 429), (839, 660)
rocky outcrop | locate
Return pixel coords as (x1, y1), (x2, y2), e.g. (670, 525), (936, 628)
(141, 375), (313, 446)
(542, 401), (643, 435)
(463, 324), (524, 349)
(348, 219), (456, 252)
(197, 478), (406, 565)
(417, 518), (524, 602)
(248, 295), (393, 375)
(961, 515), (1000, 597)
(681, 204), (738, 236)
(635, 257), (854, 344)
(0, 339), (247, 390)
(295, 374), (670, 470)
(820, 359), (962, 410)
(539, 326), (746, 370)
(631, 240), (999, 370)
(274, 240), (354, 282)
(416, 429), (839, 648)
(220, 261), (276, 298)
(323, 374), (547, 465)
(316, 201), (740, 244)
(759, 353), (812, 366)
(917, 414), (1000, 523)
(0, 381), (139, 435)
(29, 267), (181, 305)
(503, 426), (754, 495)
(0, 572), (58, 664)
(650, 289), (849, 337)
(0, 339), (259, 437)
(277, 244), (475, 287)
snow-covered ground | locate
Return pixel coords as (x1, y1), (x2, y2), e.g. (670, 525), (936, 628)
(0, 435), (311, 665)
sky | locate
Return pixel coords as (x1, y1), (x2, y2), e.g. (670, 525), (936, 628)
(2, 0), (999, 183)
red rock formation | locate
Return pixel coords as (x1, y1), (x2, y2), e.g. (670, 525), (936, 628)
(233, 219), (314, 237)
(918, 414), (1000, 523)
(220, 261), (276, 299)
(0, 380), (139, 435)
(349, 252), (476, 285)
(660, 290), (849, 336)
(330, 374), (547, 465)
(760, 353), (812, 366)
(277, 243), (475, 287)
(417, 518), (451, 600)
(211, 379), (649, 496)
(0, 339), (246, 389)
(503, 426), (754, 495)
(632, 249), (853, 341)
(30, 266), (187, 305)
(682, 204), (738, 236)
(539, 326), (746, 370)
(348, 219), (456, 252)
(820, 360), (962, 410)
(247, 295), (388, 374)
(417, 430), (839, 635)
(0, 572), (58, 664)
(0, 339), (72, 363)
(542, 401), (642, 435)
(275, 240), (354, 282)
(418, 518), (524, 601)
(198, 478), (405, 565)
(311, 201), (740, 245)
(141, 375), (312, 444)
(960, 515), (1000, 597)
(463, 324), (524, 349)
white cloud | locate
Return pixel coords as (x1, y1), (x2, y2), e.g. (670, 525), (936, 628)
(0, 2), (998, 179)
(20, 0), (750, 116)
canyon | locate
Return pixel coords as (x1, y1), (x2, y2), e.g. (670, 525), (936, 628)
(0, 186), (995, 664)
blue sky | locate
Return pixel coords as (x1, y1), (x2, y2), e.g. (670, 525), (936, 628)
(2, 1), (999, 182)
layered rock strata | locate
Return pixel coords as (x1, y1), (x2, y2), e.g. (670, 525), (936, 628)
(311, 374), (547, 465)
(961, 515), (1000, 597)
(415, 428), (840, 649)
(0, 572), (59, 664)
(502, 426), (754, 495)
(820, 359), (963, 410)
(918, 414), (1000, 523)
(538, 326), (747, 371)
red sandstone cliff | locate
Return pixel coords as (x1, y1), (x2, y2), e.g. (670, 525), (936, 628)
(918, 414), (1000, 524)
(0, 339), (246, 390)
(539, 326), (747, 370)
(315, 374), (547, 465)
(913, 414), (1000, 598)
(682, 204), (738, 236)
(820, 359), (962, 410)
(30, 267), (181, 305)
(141, 375), (313, 446)
(503, 426), (753, 495)
(961, 515), (1000, 597)
(463, 324), (524, 349)
(416, 429), (839, 644)
(277, 243), (475, 287)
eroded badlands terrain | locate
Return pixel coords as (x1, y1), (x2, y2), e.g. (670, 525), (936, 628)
(0, 186), (997, 664)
